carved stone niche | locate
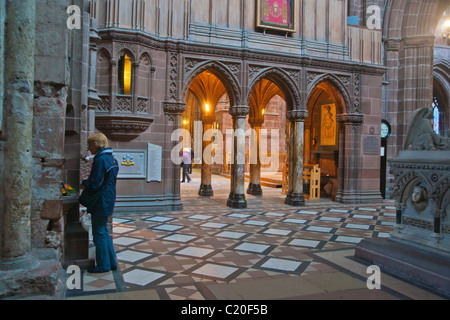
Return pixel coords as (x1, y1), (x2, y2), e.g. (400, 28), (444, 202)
(95, 113), (154, 140)
(355, 150), (450, 297)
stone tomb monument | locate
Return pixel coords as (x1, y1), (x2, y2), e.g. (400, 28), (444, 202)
(355, 107), (450, 297)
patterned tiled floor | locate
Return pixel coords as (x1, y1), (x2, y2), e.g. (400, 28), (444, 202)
(65, 171), (445, 300)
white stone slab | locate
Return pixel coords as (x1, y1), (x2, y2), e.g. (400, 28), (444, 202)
(123, 269), (165, 286)
(261, 258), (302, 272)
(306, 226), (333, 233)
(352, 214), (374, 220)
(263, 228), (291, 236)
(284, 218), (307, 224)
(153, 224), (183, 232)
(117, 250), (152, 263)
(289, 239), (321, 248)
(189, 214), (213, 220)
(113, 237), (142, 246)
(335, 236), (364, 244)
(145, 216), (173, 223)
(345, 223), (371, 230)
(216, 231), (248, 239)
(320, 217), (342, 222)
(235, 242), (271, 253)
(175, 247), (215, 258)
(329, 209), (350, 214)
(243, 220), (269, 226)
(192, 264), (239, 279)
(162, 234), (197, 243)
(200, 222), (228, 229)
(297, 210), (319, 215)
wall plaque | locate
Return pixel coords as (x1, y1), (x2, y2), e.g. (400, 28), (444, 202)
(256, 0), (297, 33)
(115, 150), (147, 179)
(364, 136), (380, 155)
(148, 143), (162, 182)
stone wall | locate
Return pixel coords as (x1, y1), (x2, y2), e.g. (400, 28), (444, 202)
(91, 0), (383, 64)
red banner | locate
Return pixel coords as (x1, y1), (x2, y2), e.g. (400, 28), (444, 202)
(257, 0), (296, 32)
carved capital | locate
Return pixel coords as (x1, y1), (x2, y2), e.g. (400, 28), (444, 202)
(287, 110), (308, 121)
(230, 106), (250, 118)
(163, 102), (186, 115)
(337, 113), (364, 125)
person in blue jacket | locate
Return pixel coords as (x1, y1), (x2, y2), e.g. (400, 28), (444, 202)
(82, 133), (119, 273)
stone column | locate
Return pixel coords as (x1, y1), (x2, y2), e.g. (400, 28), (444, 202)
(286, 110), (308, 207)
(198, 115), (214, 197)
(88, 17), (101, 111)
(1, 0), (36, 259)
(285, 118), (293, 204)
(247, 118), (264, 196)
(163, 102), (186, 199)
(227, 106), (250, 208)
(335, 113), (364, 203)
(110, 59), (117, 113)
(131, 61), (139, 113)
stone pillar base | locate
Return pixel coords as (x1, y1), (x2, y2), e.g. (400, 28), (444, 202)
(198, 184), (214, 197)
(355, 238), (450, 298)
(227, 193), (247, 209)
(287, 193), (305, 206)
(247, 183), (262, 196)
(0, 249), (64, 300)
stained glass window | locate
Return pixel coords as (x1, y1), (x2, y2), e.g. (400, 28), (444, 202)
(432, 97), (440, 135)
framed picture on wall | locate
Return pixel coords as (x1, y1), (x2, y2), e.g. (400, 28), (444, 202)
(256, 0), (297, 33)
(320, 103), (337, 148)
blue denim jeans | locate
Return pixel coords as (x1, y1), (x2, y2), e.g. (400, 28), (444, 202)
(91, 214), (117, 271)
(182, 164), (191, 182)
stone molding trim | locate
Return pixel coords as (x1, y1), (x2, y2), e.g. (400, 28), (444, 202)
(229, 105), (250, 118)
(95, 113), (154, 140)
(336, 113), (364, 124)
(98, 29), (387, 76)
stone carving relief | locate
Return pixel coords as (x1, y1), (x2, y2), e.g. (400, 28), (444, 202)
(404, 107), (450, 151)
(249, 65), (264, 81)
(224, 62), (241, 77)
(307, 71), (322, 86)
(168, 53), (178, 101)
(185, 58), (204, 74)
(410, 185), (428, 213)
(353, 73), (361, 113)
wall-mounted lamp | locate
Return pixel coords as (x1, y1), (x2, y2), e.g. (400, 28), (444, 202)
(205, 104), (210, 112)
(262, 108), (265, 116)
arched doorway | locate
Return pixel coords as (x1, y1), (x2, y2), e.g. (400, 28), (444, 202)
(183, 70), (228, 196)
(306, 79), (347, 201)
(247, 79), (286, 196)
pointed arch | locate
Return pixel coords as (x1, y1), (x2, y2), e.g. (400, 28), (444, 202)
(182, 61), (241, 108)
(139, 51), (153, 66)
(116, 48), (136, 62)
(307, 74), (352, 115)
(247, 67), (301, 111)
